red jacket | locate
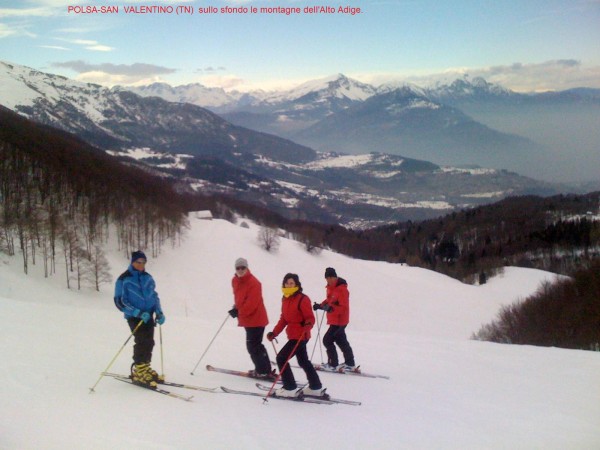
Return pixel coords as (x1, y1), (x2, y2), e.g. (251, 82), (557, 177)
(272, 291), (314, 341)
(231, 269), (268, 327)
(321, 278), (350, 326)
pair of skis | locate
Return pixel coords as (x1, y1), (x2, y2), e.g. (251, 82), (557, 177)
(221, 384), (336, 405)
(103, 372), (217, 402)
(311, 363), (390, 379)
(103, 362), (373, 405)
(205, 365), (279, 382)
(271, 360), (390, 379)
(101, 370), (340, 404)
(206, 365), (361, 405)
(204, 365), (332, 404)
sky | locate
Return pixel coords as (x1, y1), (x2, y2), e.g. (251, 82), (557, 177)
(1, 214), (599, 449)
(1, 0), (600, 92)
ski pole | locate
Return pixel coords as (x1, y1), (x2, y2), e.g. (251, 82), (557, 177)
(89, 319), (144, 393)
(317, 312), (324, 363)
(159, 324), (164, 379)
(263, 330), (306, 403)
(190, 313), (230, 375)
(268, 337), (279, 367)
(310, 311), (325, 363)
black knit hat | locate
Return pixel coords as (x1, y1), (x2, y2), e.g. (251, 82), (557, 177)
(324, 267), (337, 278)
(131, 250), (147, 263)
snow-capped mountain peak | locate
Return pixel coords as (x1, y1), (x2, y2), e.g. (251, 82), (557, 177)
(0, 61), (118, 124)
(427, 76), (513, 99)
(1, 61), (103, 107)
(113, 81), (249, 109)
(377, 80), (428, 97)
(262, 73), (378, 104)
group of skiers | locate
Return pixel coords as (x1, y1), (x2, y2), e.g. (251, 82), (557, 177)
(113, 251), (356, 398)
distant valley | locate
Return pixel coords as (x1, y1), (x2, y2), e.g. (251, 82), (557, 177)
(0, 61), (595, 227)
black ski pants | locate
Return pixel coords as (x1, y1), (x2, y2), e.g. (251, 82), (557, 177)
(276, 339), (322, 390)
(245, 327), (271, 374)
(128, 317), (155, 364)
(323, 325), (355, 367)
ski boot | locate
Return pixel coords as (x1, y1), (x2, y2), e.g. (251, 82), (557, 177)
(301, 386), (329, 398)
(147, 365), (165, 383)
(338, 363), (360, 373)
(131, 363), (157, 389)
(275, 386), (302, 398)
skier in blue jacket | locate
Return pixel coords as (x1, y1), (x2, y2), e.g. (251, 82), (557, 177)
(114, 250), (165, 388)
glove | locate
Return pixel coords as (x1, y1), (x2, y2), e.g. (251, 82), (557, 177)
(313, 302), (321, 311)
(266, 332), (275, 341)
(322, 304), (333, 312)
(156, 312), (165, 325)
(140, 312), (151, 323)
(228, 308), (238, 318)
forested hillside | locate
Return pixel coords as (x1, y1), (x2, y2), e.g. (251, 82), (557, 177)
(371, 194), (600, 281)
(2, 106), (598, 288)
(0, 107), (186, 288)
(474, 261), (600, 350)
(185, 190), (600, 283)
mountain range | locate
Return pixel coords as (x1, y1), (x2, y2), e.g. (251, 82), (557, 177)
(125, 74), (600, 183)
(0, 61), (589, 227)
(0, 61), (315, 164)
(292, 86), (545, 173)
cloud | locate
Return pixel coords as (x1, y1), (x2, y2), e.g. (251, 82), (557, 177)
(0, 23), (18, 38)
(85, 44), (112, 52)
(466, 60), (600, 91)
(51, 60), (177, 85)
(0, 22), (36, 38)
(53, 60), (176, 76)
(74, 71), (165, 86)
(53, 38), (114, 52)
(54, 27), (99, 34)
(357, 60), (600, 92)
(123, 0), (195, 2)
(39, 45), (70, 51)
(198, 74), (247, 90)
(0, 6), (55, 18)
(26, 0), (79, 5)
(195, 66), (227, 73)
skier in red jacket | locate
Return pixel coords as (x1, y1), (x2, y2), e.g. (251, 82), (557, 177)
(230, 257), (272, 378)
(267, 273), (325, 398)
(313, 267), (357, 372)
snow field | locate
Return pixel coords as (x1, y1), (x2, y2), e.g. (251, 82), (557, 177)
(1, 217), (599, 449)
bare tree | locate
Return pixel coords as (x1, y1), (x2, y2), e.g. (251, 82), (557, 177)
(60, 233), (71, 290)
(299, 227), (323, 254)
(74, 246), (88, 290)
(84, 244), (112, 292)
(258, 226), (281, 252)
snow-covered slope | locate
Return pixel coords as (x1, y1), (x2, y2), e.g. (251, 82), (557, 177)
(1, 217), (598, 449)
(0, 61), (316, 164)
(0, 61), (114, 122)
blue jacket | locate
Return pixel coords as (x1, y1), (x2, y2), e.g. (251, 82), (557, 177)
(114, 265), (163, 319)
